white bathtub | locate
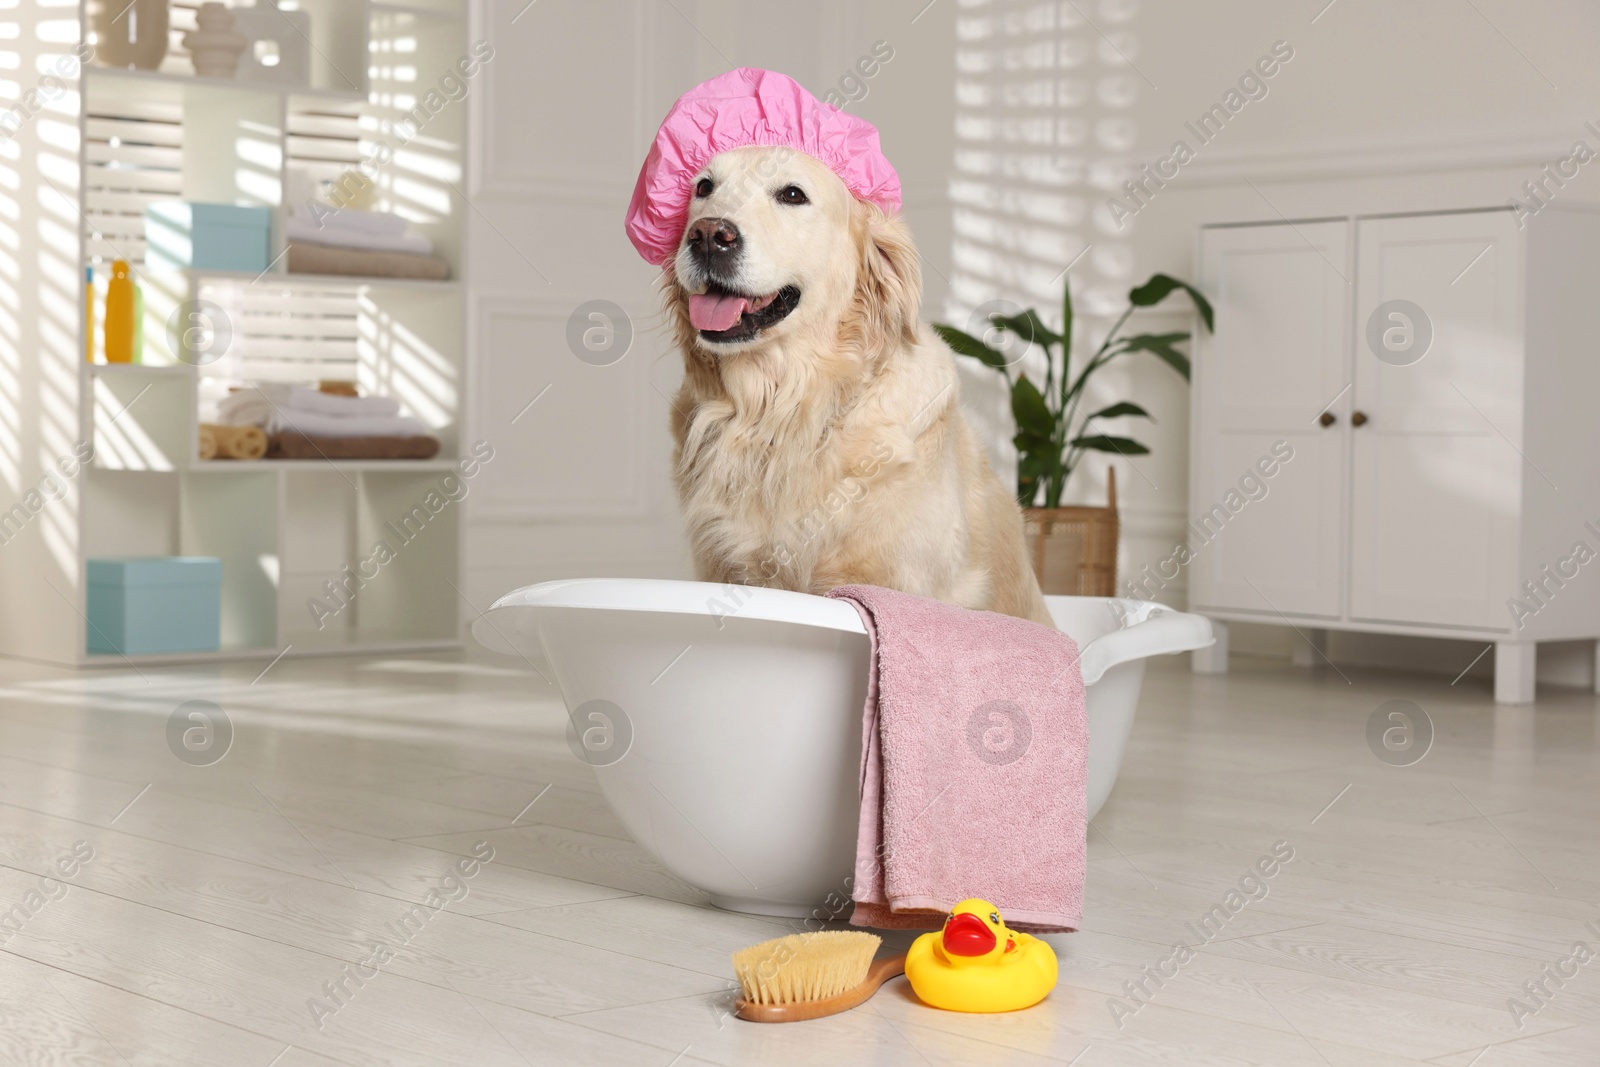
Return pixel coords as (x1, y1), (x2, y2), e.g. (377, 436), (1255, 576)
(475, 579), (1211, 918)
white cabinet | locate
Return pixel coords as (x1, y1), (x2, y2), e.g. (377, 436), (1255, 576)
(1190, 206), (1600, 703)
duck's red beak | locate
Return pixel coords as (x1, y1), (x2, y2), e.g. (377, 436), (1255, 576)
(941, 912), (998, 956)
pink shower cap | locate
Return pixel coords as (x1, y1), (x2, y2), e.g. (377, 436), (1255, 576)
(624, 68), (902, 266)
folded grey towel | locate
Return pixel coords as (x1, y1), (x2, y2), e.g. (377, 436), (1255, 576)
(287, 241), (451, 281)
(267, 432), (441, 460)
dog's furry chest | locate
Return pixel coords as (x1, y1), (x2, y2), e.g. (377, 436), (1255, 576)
(674, 410), (894, 585)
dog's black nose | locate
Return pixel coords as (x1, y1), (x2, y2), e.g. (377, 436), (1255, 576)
(685, 216), (741, 264)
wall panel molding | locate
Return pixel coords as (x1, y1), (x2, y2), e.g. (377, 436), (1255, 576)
(469, 294), (654, 523)
(1122, 124), (1579, 187)
(474, 0), (650, 199)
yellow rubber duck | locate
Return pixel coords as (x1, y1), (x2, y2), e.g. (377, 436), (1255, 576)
(905, 898), (1059, 1012)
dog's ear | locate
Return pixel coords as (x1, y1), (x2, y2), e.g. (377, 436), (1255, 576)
(850, 200), (922, 354)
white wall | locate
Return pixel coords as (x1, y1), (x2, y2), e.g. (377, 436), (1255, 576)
(466, 0), (1600, 681)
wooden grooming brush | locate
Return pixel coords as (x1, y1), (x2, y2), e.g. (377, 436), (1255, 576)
(731, 931), (907, 1022)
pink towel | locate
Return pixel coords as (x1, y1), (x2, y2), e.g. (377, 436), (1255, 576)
(827, 585), (1088, 933)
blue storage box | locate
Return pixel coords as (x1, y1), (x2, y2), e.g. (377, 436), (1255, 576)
(87, 557), (222, 656)
(145, 201), (273, 273)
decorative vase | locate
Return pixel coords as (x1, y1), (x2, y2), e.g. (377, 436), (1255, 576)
(1023, 467), (1119, 596)
(91, 0), (170, 71)
(183, 3), (249, 79)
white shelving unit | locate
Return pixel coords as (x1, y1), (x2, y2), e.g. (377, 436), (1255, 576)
(0, 1), (471, 665)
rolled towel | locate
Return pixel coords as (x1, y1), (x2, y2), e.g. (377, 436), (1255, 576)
(291, 205), (408, 237)
(285, 216), (433, 255)
(202, 423), (268, 461)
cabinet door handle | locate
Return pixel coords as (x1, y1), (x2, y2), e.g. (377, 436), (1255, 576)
(1351, 411), (1369, 427)
(1318, 411), (1337, 427)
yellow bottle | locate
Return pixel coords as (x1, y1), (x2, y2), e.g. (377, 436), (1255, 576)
(104, 259), (135, 363)
(132, 283), (144, 363)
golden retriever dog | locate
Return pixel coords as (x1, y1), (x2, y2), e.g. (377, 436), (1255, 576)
(664, 145), (1051, 626)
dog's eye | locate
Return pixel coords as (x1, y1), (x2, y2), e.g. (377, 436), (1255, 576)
(776, 185), (809, 205)
(695, 177), (714, 198)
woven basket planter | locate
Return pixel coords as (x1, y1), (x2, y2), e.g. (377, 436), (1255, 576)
(1023, 468), (1119, 597)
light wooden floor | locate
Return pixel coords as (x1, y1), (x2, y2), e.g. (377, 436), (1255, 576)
(1, 648), (1596, 1066)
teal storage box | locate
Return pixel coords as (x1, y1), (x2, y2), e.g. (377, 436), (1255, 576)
(145, 201), (272, 273)
(87, 557), (222, 655)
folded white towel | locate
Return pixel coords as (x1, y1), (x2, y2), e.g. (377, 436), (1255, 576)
(258, 409), (431, 439)
(291, 205), (409, 237)
(286, 216), (433, 255)
(218, 385), (403, 427)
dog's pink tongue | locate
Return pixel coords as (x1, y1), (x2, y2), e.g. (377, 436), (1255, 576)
(689, 292), (750, 331)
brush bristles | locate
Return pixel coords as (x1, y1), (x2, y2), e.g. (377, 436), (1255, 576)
(731, 931), (882, 1006)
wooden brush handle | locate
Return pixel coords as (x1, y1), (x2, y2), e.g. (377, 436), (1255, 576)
(735, 954), (907, 1023)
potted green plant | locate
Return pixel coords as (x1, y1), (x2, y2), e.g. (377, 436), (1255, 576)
(934, 273), (1213, 594)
